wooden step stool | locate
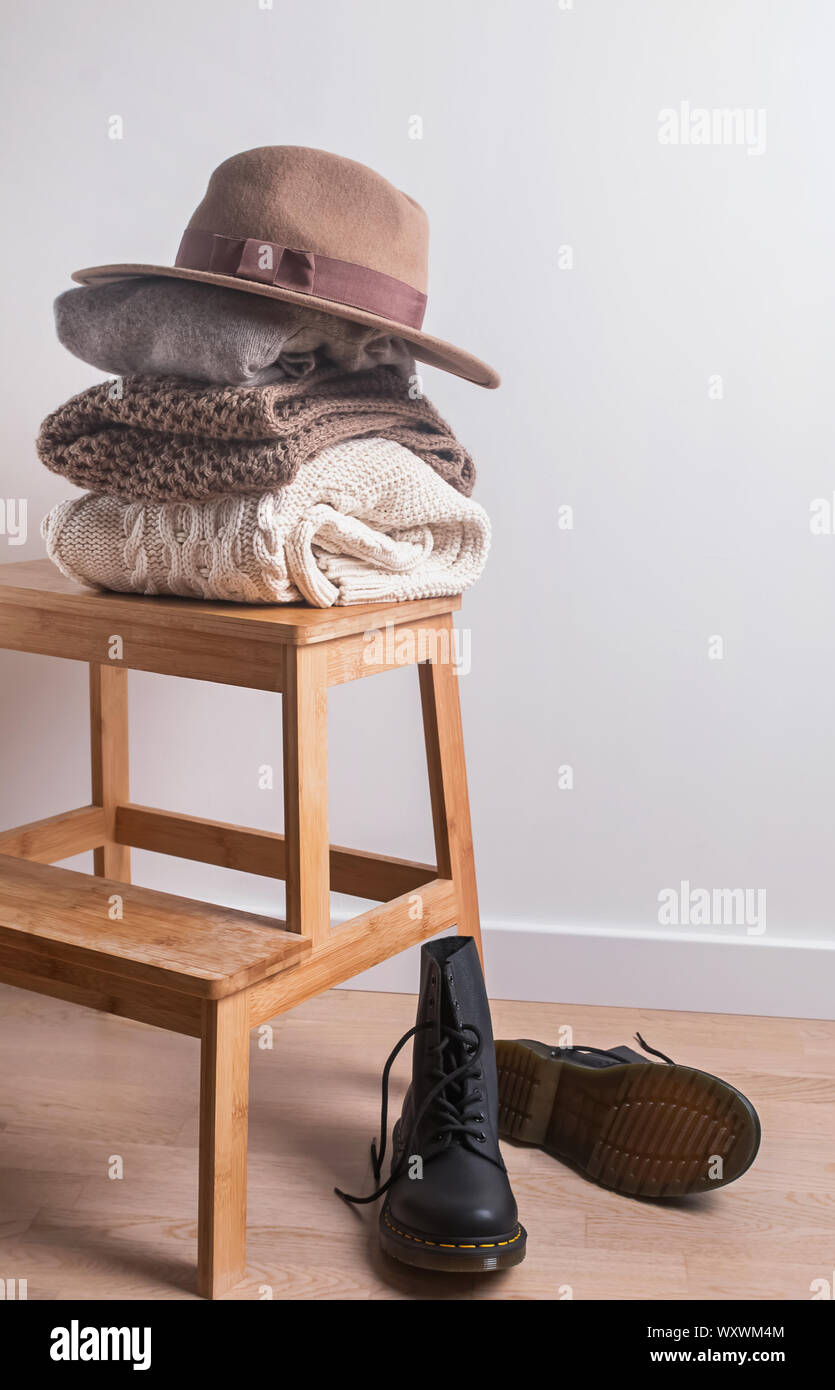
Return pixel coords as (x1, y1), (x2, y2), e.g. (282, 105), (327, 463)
(0, 559), (481, 1298)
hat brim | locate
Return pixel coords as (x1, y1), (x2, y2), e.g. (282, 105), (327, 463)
(71, 263), (500, 389)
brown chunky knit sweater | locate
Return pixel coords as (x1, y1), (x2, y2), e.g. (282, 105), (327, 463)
(37, 366), (475, 501)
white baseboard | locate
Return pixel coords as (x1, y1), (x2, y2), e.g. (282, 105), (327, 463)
(338, 919), (835, 1021)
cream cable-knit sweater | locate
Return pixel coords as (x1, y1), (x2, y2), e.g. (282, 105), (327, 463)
(41, 438), (491, 607)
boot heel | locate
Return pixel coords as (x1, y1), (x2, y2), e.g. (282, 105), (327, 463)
(496, 1040), (562, 1145)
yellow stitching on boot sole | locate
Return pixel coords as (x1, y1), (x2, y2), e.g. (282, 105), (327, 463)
(384, 1212), (522, 1250)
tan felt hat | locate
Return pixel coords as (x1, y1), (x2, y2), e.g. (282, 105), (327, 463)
(72, 145), (499, 388)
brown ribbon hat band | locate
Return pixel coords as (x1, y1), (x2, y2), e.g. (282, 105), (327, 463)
(71, 145), (499, 388)
(175, 227), (428, 330)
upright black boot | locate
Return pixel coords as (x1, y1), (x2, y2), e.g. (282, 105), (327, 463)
(337, 937), (526, 1272)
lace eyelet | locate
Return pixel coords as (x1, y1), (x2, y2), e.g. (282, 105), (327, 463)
(477, 1133), (487, 1143)
(476, 1113), (485, 1123)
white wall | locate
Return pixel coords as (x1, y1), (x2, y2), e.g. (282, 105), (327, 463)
(1, 0), (833, 1016)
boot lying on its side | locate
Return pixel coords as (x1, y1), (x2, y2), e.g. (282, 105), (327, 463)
(337, 937), (526, 1272)
(494, 1034), (761, 1199)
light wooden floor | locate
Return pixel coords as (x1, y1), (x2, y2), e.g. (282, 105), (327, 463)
(0, 983), (832, 1300)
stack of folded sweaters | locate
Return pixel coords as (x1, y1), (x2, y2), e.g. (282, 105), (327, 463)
(38, 277), (491, 606)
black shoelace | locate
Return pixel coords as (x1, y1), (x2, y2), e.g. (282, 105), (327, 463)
(634, 1032), (675, 1064)
(559, 1032), (675, 1066)
(334, 1020), (488, 1206)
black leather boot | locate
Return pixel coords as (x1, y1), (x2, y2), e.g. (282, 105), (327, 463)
(337, 937), (526, 1272)
(495, 1033), (761, 1198)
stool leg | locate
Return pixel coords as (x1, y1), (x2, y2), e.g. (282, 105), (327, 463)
(198, 992), (250, 1299)
(282, 644), (330, 946)
(418, 617), (483, 967)
(89, 663), (131, 882)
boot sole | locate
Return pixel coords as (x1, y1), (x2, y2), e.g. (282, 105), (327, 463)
(495, 1039), (761, 1198)
(379, 1204), (527, 1273)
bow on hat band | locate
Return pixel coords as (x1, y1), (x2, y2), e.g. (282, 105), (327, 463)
(175, 228), (427, 330)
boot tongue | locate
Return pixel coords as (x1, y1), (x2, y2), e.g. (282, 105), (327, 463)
(607, 1045), (649, 1065)
(412, 937), (502, 1166)
(408, 944), (445, 1092)
(441, 939), (504, 1165)
(441, 960), (464, 1031)
(407, 941), (472, 1157)
(440, 937), (483, 1030)
(418, 937), (474, 1038)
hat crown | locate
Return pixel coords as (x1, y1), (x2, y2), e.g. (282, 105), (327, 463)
(186, 146), (429, 293)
